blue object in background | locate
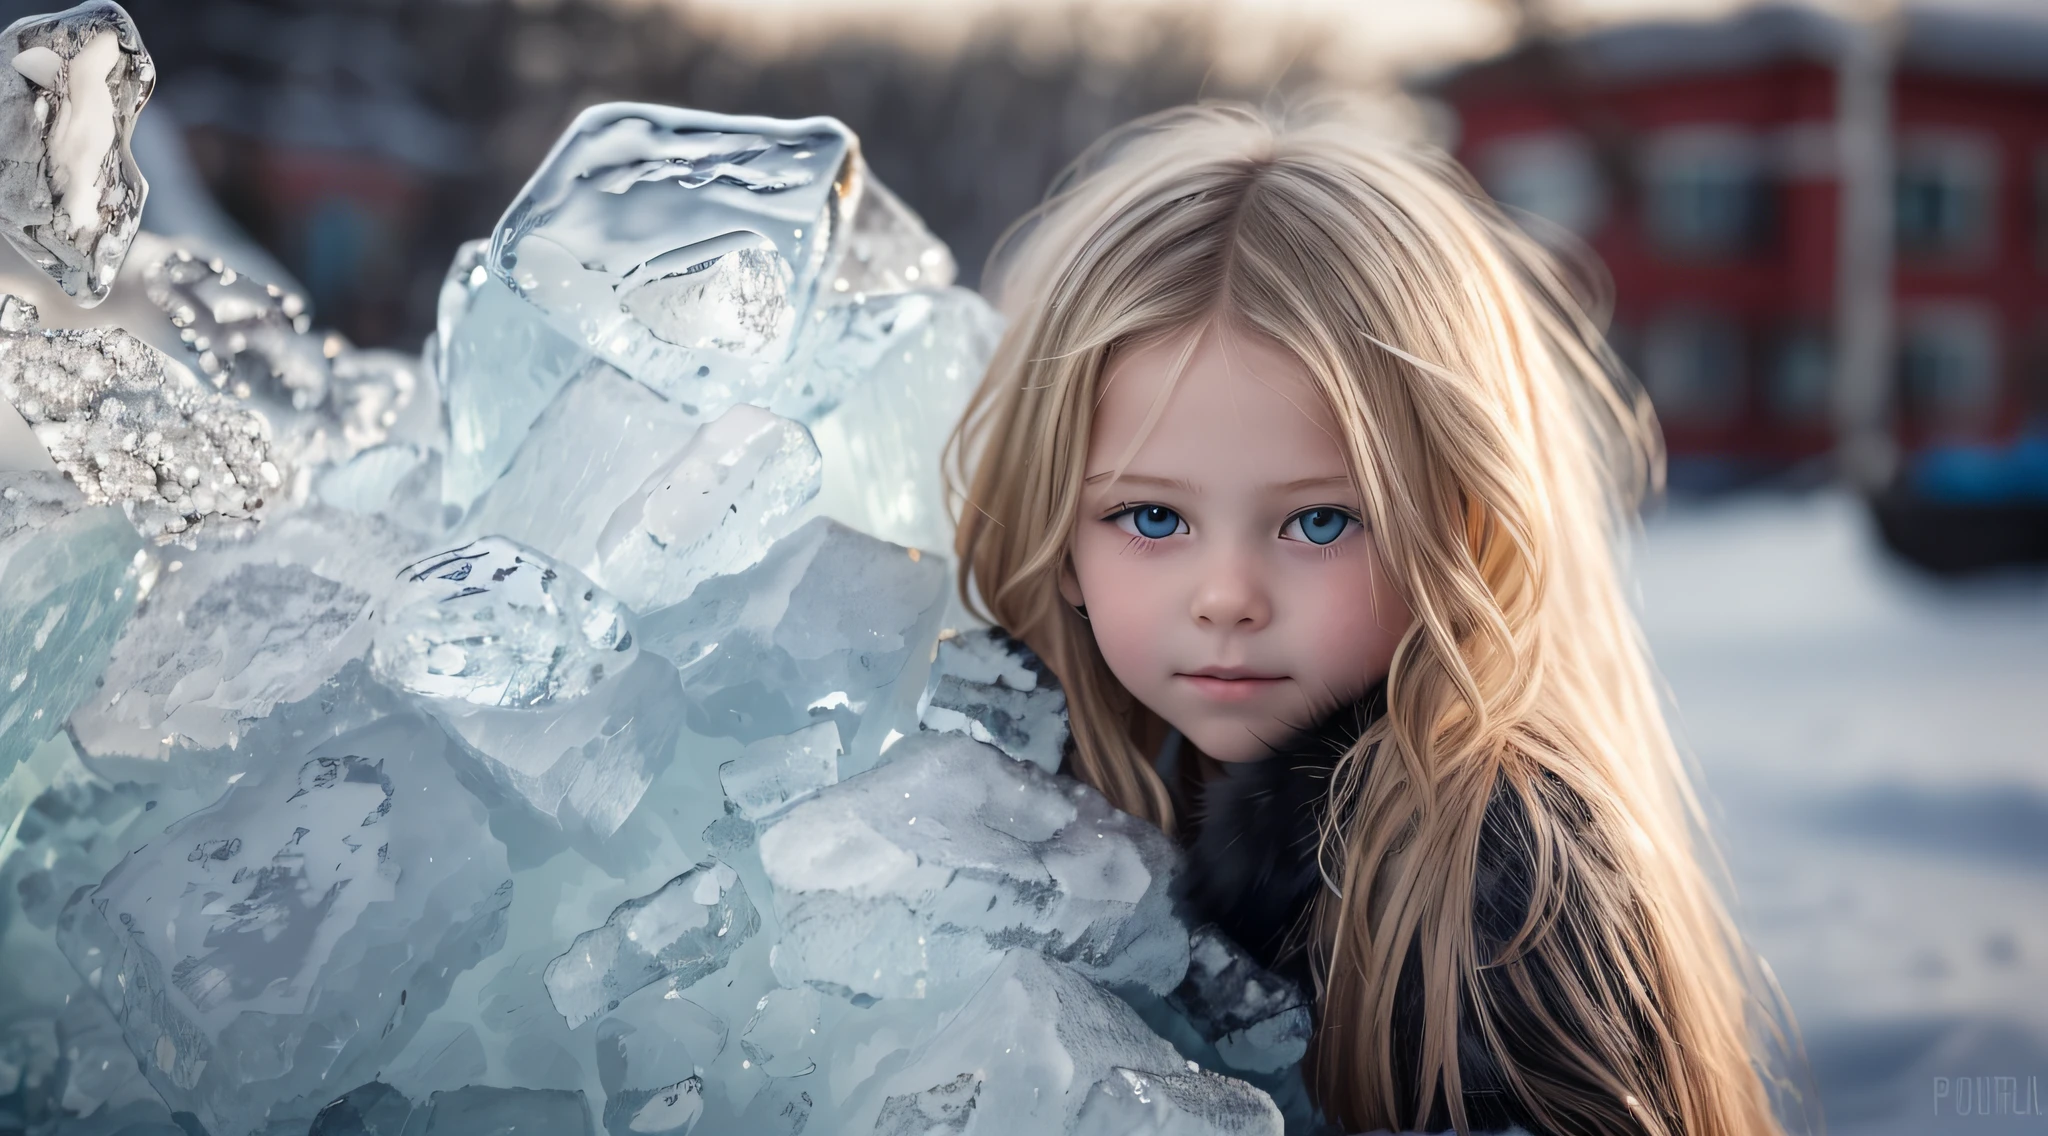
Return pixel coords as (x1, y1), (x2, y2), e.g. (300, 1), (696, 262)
(1909, 434), (2048, 503)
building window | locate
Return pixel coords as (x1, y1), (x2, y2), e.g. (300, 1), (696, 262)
(1767, 325), (1832, 425)
(1477, 131), (1608, 238)
(1641, 128), (1774, 257)
(1895, 132), (1995, 262)
(1898, 304), (2000, 430)
(1641, 310), (1746, 427)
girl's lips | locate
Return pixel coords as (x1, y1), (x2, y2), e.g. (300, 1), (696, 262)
(1177, 673), (1287, 702)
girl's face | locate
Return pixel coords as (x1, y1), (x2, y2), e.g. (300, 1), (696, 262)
(1062, 324), (1413, 764)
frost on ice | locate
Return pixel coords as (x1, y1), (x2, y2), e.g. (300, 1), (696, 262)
(0, 82), (1304, 1136)
(0, 1), (154, 305)
(0, 298), (282, 543)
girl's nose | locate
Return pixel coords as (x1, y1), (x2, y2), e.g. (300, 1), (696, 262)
(1189, 551), (1272, 630)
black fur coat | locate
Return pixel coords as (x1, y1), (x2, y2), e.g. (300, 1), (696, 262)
(1178, 685), (1637, 1136)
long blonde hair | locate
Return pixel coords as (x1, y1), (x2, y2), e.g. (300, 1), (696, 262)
(946, 100), (1798, 1136)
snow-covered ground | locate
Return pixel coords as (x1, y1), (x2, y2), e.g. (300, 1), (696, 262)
(1636, 492), (2048, 1135)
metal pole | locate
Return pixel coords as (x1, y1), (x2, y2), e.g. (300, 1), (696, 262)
(1832, 7), (1900, 491)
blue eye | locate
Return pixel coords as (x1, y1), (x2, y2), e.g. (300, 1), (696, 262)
(1114, 504), (1186, 540)
(1285, 507), (1353, 546)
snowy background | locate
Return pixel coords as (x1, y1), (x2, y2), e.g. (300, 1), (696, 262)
(1638, 493), (2048, 1135)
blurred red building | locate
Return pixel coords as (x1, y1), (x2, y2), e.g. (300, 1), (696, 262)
(1431, 4), (2048, 482)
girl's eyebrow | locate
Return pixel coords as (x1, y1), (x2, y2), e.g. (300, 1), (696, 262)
(1083, 471), (1198, 491)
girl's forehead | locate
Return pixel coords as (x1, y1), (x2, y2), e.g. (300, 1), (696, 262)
(1089, 324), (1350, 487)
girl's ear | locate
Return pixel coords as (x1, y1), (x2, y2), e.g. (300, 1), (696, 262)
(1057, 554), (1086, 610)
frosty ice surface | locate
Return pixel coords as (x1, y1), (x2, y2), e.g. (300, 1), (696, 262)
(0, 1), (154, 305)
(918, 627), (1071, 773)
(0, 301), (282, 544)
(60, 714), (515, 1136)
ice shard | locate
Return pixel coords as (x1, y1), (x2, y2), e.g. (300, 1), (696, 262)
(489, 104), (857, 405)
(67, 507), (418, 786)
(434, 238), (597, 512)
(371, 536), (636, 709)
(918, 627), (1069, 774)
(595, 983), (727, 1136)
(637, 517), (947, 750)
(425, 651), (687, 846)
(805, 285), (1001, 553)
(142, 248), (325, 409)
(457, 362), (700, 574)
(0, 1), (155, 305)
(0, 472), (145, 785)
(58, 713), (515, 1136)
(1170, 926), (1313, 1077)
(543, 859), (759, 1029)
(0, 301), (283, 543)
(719, 719), (840, 821)
(836, 174), (955, 296)
(738, 985), (820, 1078)
(757, 731), (1188, 1004)
(851, 950), (1281, 1135)
(593, 402), (821, 612)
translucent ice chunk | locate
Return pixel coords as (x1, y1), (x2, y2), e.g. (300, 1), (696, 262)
(67, 507), (417, 783)
(59, 713), (516, 1136)
(595, 983), (727, 1136)
(1170, 926), (1312, 1076)
(370, 536), (636, 709)
(719, 720), (840, 821)
(852, 950), (1280, 1135)
(636, 517), (947, 749)
(758, 732), (1188, 1004)
(0, 306), (283, 544)
(328, 346), (434, 454)
(0, 1), (155, 305)
(593, 402), (821, 612)
(489, 104), (856, 403)
(807, 286), (1001, 553)
(918, 628), (1069, 773)
(142, 248), (325, 409)
(835, 174), (955, 296)
(426, 651), (686, 845)
(309, 1080), (416, 1136)
(544, 859), (760, 1029)
(317, 441), (447, 533)
(739, 985), (820, 1077)
(459, 362), (699, 573)
(435, 241), (596, 512)
(0, 473), (145, 785)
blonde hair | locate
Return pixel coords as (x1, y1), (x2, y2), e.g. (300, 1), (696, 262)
(946, 101), (1800, 1135)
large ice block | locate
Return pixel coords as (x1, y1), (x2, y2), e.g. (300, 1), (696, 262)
(434, 239), (597, 512)
(67, 506), (418, 785)
(58, 713), (516, 1136)
(593, 402), (821, 612)
(0, 472), (145, 786)
(0, 1), (155, 305)
(806, 285), (1001, 553)
(757, 731), (1188, 1004)
(411, 1085), (596, 1136)
(370, 536), (636, 709)
(458, 362), (699, 574)
(637, 517), (946, 749)
(425, 650), (687, 846)
(489, 104), (856, 405)
(719, 719), (840, 821)
(0, 302), (282, 543)
(543, 859), (759, 1029)
(917, 627), (1069, 774)
(851, 950), (1281, 1135)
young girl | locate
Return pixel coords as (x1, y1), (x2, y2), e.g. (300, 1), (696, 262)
(946, 101), (1797, 1136)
